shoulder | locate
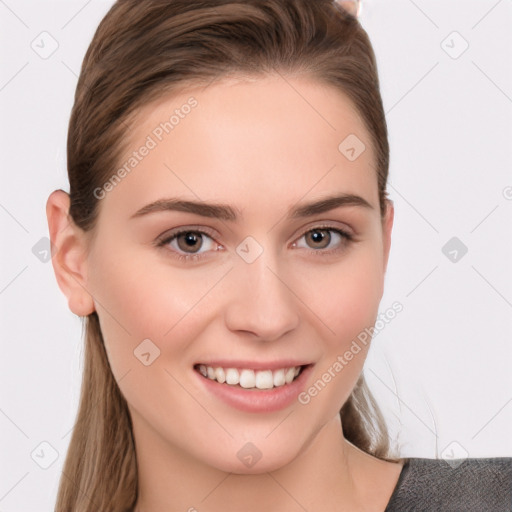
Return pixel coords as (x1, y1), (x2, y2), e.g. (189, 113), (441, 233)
(385, 456), (512, 512)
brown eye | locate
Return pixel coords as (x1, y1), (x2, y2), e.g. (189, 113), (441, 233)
(157, 228), (218, 261)
(175, 232), (204, 253)
(305, 229), (332, 249)
(293, 226), (353, 254)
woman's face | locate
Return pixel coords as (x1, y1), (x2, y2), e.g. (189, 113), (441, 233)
(80, 75), (393, 473)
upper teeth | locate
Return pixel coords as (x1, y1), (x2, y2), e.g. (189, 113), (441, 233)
(197, 365), (302, 390)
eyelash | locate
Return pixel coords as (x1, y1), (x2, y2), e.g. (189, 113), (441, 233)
(155, 225), (354, 262)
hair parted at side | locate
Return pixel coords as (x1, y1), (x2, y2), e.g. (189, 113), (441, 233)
(58, 1), (397, 510)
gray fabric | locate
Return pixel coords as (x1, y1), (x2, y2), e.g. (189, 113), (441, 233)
(384, 457), (512, 511)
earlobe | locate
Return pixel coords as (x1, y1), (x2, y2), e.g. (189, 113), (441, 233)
(46, 190), (96, 317)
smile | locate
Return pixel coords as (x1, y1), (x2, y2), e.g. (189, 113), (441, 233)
(194, 364), (306, 390)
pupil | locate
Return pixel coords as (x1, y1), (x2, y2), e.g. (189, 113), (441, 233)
(185, 233), (197, 246)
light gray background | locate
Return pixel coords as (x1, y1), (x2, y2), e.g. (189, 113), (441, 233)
(1, 0), (511, 510)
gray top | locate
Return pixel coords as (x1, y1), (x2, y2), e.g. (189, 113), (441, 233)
(384, 457), (512, 511)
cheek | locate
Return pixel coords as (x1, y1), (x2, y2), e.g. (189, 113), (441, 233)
(295, 250), (382, 417)
(304, 246), (384, 349)
(87, 251), (222, 430)
(87, 245), (228, 374)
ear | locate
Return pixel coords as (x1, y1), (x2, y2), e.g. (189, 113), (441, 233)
(46, 190), (96, 316)
(381, 198), (394, 274)
(336, 0), (361, 17)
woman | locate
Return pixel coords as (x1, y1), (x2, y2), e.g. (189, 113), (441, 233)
(46, 0), (511, 510)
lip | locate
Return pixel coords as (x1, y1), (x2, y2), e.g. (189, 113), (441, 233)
(193, 363), (314, 413)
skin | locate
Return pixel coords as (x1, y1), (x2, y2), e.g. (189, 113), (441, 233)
(47, 74), (402, 511)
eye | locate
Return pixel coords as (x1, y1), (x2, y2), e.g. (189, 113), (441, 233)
(156, 228), (221, 262)
(292, 226), (353, 255)
(156, 224), (354, 262)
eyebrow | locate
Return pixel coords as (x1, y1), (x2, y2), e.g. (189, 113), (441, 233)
(130, 193), (374, 222)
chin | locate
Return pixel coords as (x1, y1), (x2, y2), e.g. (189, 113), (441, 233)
(202, 438), (303, 475)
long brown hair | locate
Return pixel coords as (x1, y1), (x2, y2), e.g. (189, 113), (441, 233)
(57, 1), (398, 509)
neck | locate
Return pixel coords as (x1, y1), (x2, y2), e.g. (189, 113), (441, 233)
(132, 414), (393, 512)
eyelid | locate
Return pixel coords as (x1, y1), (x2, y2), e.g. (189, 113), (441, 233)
(290, 219), (355, 240)
(156, 225), (219, 244)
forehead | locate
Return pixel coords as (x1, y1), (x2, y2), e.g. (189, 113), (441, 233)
(98, 74), (379, 220)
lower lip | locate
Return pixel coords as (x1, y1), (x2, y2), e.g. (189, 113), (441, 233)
(194, 364), (314, 413)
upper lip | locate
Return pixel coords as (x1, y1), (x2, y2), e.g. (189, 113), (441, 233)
(195, 360), (313, 371)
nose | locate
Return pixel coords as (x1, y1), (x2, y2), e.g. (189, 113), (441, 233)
(223, 249), (300, 341)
